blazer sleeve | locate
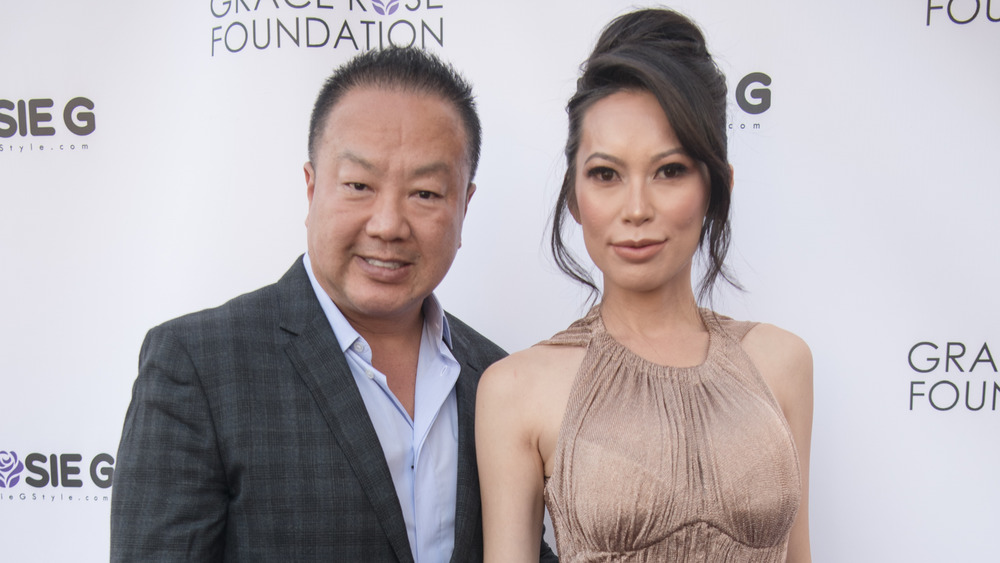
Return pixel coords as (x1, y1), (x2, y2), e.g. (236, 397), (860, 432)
(539, 524), (559, 563)
(110, 324), (228, 562)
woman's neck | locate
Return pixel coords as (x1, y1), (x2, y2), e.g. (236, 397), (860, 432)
(599, 281), (709, 367)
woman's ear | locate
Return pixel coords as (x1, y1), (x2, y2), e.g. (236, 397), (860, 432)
(568, 194), (581, 224)
(729, 164), (735, 193)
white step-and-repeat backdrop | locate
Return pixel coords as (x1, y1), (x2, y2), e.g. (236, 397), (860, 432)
(2, 1), (997, 561)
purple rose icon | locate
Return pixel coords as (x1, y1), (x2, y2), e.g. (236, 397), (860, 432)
(372, 0), (399, 16)
(0, 450), (25, 488)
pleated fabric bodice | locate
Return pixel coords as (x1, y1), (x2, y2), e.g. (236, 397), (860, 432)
(541, 307), (801, 562)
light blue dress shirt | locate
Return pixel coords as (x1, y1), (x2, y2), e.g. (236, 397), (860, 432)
(303, 253), (461, 563)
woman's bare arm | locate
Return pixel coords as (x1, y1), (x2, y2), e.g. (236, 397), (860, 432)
(744, 324), (814, 563)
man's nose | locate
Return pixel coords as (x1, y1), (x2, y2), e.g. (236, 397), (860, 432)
(365, 192), (412, 241)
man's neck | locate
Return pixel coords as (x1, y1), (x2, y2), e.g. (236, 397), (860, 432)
(345, 307), (425, 419)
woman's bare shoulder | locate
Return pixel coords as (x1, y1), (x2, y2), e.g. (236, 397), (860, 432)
(479, 344), (585, 415)
(741, 322), (813, 409)
(742, 323), (811, 365)
(481, 344), (586, 393)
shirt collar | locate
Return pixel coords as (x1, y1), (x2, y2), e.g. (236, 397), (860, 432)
(302, 253), (452, 352)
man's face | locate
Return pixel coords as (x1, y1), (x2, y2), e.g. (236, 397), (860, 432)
(304, 87), (475, 326)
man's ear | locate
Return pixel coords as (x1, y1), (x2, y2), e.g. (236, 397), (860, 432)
(304, 162), (316, 205)
(456, 182), (477, 250)
(304, 162), (316, 228)
(464, 182), (476, 214)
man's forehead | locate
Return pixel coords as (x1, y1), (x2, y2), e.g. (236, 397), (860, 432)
(316, 88), (471, 175)
(321, 87), (462, 135)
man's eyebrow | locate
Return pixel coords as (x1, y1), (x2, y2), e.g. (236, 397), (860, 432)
(412, 161), (452, 178)
(337, 151), (377, 171)
(336, 153), (453, 178)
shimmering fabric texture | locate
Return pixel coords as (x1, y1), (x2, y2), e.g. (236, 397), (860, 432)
(542, 307), (801, 562)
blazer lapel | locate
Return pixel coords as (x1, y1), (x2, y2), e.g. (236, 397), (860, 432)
(450, 346), (484, 562)
(277, 259), (414, 563)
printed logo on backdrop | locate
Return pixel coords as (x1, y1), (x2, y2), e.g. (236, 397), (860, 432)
(926, 0), (1000, 25)
(210, 0), (446, 57)
(908, 340), (999, 412)
(0, 97), (96, 156)
(0, 449), (114, 504)
(730, 72), (771, 132)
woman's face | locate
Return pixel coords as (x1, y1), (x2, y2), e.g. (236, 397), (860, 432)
(572, 89), (709, 297)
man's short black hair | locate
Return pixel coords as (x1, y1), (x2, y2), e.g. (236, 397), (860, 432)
(308, 47), (482, 181)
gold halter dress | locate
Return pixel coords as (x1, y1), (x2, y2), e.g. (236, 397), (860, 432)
(541, 307), (801, 562)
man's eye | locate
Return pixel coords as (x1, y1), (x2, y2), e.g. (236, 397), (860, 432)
(346, 182), (368, 191)
(586, 167), (617, 182)
(416, 190), (439, 200)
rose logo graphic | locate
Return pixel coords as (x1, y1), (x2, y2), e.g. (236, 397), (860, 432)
(372, 0), (400, 16)
(0, 450), (25, 488)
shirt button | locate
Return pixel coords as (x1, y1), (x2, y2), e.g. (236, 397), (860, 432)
(353, 342), (365, 353)
(365, 369), (375, 379)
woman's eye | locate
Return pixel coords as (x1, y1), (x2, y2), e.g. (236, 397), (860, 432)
(587, 167), (618, 182)
(657, 163), (687, 178)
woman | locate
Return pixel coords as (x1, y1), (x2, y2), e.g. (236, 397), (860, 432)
(476, 8), (812, 563)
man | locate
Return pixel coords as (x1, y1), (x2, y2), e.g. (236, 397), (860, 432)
(111, 47), (556, 562)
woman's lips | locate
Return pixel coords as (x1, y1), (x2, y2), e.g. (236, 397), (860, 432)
(611, 239), (666, 262)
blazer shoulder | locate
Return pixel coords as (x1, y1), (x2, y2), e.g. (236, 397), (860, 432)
(154, 282), (280, 339)
(147, 258), (314, 360)
(154, 258), (312, 337)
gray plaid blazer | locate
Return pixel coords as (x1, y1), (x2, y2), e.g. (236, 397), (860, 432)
(111, 257), (553, 562)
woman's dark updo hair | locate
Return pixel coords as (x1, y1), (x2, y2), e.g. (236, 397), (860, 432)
(550, 8), (739, 303)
